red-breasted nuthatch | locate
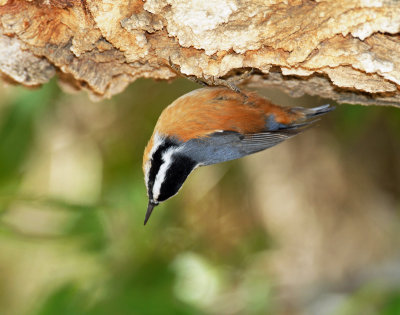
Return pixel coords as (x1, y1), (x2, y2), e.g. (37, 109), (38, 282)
(143, 87), (333, 225)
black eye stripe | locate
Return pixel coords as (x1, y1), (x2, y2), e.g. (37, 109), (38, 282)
(157, 154), (196, 202)
(147, 138), (177, 200)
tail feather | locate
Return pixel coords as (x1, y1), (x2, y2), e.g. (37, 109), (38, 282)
(300, 104), (335, 118)
(283, 118), (320, 130)
(275, 104), (334, 132)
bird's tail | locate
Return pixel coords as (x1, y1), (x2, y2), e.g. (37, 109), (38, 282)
(280, 104), (334, 132)
(296, 104), (335, 118)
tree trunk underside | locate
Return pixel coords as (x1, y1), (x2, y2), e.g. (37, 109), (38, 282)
(1, 0), (400, 106)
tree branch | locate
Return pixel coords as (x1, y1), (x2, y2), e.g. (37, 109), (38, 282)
(1, 0), (400, 106)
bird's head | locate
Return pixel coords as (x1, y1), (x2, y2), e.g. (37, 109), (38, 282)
(143, 133), (197, 225)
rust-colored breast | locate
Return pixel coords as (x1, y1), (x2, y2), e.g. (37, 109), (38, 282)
(143, 135), (154, 172)
(143, 87), (303, 170)
(154, 87), (301, 141)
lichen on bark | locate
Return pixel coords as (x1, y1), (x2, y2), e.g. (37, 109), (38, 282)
(0, 0), (400, 106)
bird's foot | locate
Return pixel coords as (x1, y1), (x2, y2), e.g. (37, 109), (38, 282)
(168, 57), (251, 99)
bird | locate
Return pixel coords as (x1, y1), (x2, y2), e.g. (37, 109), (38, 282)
(142, 87), (334, 225)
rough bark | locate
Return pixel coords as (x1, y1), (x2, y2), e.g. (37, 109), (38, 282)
(0, 0), (400, 106)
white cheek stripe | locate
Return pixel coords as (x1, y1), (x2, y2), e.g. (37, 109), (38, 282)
(144, 163), (151, 188)
(144, 132), (164, 187)
(152, 147), (180, 201)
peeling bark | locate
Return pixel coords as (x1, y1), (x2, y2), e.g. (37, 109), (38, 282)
(0, 0), (399, 106)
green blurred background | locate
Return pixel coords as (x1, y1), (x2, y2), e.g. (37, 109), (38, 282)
(0, 79), (400, 315)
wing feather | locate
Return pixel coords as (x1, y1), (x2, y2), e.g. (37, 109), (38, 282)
(183, 124), (311, 166)
(239, 126), (306, 153)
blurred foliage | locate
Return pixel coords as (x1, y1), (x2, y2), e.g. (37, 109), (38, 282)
(0, 82), (58, 194)
(338, 286), (400, 315)
(0, 79), (399, 315)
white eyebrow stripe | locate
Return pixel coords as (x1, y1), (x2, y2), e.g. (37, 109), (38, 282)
(144, 133), (164, 187)
(152, 146), (181, 201)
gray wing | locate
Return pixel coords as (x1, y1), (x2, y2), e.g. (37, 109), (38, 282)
(182, 129), (301, 166)
(240, 128), (302, 153)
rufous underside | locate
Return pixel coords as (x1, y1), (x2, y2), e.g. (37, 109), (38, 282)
(143, 87), (304, 169)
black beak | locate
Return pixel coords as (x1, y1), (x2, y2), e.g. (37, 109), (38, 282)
(144, 201), (157, 225)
